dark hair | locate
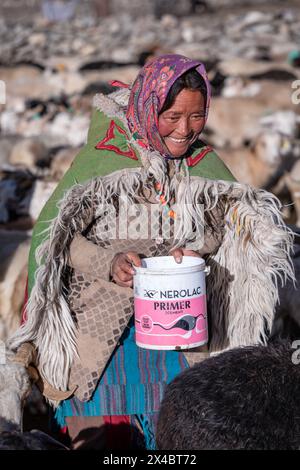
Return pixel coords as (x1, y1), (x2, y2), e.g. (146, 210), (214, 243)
(159, 68), (207, 114)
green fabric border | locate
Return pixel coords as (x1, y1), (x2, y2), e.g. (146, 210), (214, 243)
(28, 107), (236, 293)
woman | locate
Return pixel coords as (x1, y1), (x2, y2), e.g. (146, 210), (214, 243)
(9, 54), (293, 449)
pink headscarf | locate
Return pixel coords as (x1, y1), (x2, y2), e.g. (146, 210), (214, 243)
(125, 54), (211, 157)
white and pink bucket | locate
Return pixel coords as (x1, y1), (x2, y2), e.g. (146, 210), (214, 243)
(133, 256), (209, 350)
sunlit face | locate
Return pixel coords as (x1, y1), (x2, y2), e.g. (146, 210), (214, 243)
(158, 89), (206, 157)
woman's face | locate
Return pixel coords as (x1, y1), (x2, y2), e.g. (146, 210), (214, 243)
(158, 89), (206, 157)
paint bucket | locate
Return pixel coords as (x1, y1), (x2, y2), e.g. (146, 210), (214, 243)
(133, 256), (210, 350)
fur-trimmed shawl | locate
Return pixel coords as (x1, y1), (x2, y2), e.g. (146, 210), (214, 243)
(8, 91), (295, 404)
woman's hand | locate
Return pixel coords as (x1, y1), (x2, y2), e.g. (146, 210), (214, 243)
(111, 251), (142, 287)
(169, 247), (201, 264)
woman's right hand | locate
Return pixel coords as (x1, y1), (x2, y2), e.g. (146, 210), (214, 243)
(110, 252), (142, 287)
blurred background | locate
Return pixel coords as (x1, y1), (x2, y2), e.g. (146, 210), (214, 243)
(0, 0), (300, 435)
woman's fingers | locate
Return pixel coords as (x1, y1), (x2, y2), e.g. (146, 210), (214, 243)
(169, 248), (201, 263)
(169, 248), (184, 263)
(112, 266), (133, 286)
(113, 264), (133, 284)
(118, 259), (135, 276)
(119, 252), (141, 275)
(111, 251), (141, 287)
(114, 276), (133, 288)
(112, 248), (201, 287)
(182, 249), (201, 258)
(126, 252), (142, 268)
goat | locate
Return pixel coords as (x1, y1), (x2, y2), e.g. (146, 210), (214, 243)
(285, 159), (300, 227)
(0, 423), (68, 450)
(218, 131), (298, 189)
(272, 242), (300, 339)
(50, 147), (78, 180)
(0, 345), (68, 449)
(156, 341), (300, 450)
(0, 231), (30, 341)
(207, 87), (298, 148)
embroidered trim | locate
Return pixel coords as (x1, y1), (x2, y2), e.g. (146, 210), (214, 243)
(187, 146), (212, 167)
(95, 120), (138, 160)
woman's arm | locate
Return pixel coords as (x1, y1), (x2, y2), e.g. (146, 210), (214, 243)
(68, 234), (142, 286)
(67, 233), (117, 282)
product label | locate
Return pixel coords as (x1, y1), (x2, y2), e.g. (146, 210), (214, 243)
(134, 295), (207, 347)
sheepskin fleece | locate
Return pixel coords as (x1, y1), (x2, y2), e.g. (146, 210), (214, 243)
(8, 91), (294, 405)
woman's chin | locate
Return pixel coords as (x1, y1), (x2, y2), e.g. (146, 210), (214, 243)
(165, 144), (190, 158)
(163, 136), (198, 158)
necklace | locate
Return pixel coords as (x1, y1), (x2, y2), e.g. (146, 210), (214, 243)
(154, 181), (176, 219)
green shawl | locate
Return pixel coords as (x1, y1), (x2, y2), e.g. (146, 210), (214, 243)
(28, 93), (235, 293)
(12, 91), (293, 400)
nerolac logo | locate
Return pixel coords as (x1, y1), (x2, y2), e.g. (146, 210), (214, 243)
(159, 286), (203, 299)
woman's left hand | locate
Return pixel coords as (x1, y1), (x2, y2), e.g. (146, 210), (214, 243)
(169, 248), (201, 264)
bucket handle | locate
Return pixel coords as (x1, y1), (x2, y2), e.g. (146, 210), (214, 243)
(204, 266), (210, 277)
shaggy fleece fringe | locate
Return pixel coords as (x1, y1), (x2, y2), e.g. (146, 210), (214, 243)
(8, 91), (295, 399)
(206, 184), (295, 351)
(7, 159), (185, 397)
(169, 176), (295, 351)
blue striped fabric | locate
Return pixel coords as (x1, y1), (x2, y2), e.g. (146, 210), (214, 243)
(55, 318), (189, 427)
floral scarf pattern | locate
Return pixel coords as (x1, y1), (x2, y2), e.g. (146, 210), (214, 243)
(125, 54), (211, 157)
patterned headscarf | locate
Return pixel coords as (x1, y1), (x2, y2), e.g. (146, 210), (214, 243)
(125, 54), (211, 157)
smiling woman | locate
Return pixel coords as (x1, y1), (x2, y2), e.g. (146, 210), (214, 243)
(9, 54), (294, 451)
(158, 88), (206, 157)
(158, 67), (207, 157)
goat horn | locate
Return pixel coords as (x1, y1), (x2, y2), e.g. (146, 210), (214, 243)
(12, 342), (37, 368)
(36, 377), (77, 401)
(27, 364), (77, 401)
(27, 365), (40, 383)
(12, 342), (76, 401)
